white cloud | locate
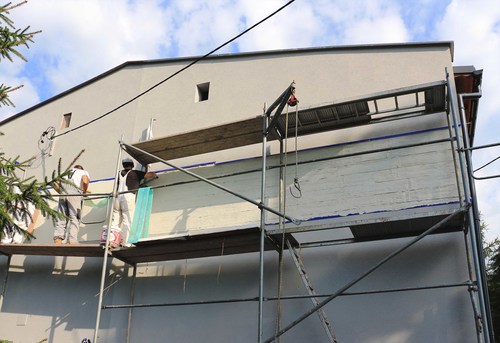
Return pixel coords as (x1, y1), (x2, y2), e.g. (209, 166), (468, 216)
(435, 0), (500, 123)
(342, 16), (409, 44)
(0, 80), (40, 121)
(232, 0), (314, 51)
(165, 0), (310, 55)
(4, 0), (173, 99)
(169, 0), (242, 56)
(433, 0), (500, 241)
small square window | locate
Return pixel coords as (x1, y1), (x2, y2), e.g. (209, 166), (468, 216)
(196, 82), (210, 102)
(61, 113), (72, 129)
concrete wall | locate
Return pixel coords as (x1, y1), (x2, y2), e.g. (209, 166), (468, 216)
(0, 231), (476, 342)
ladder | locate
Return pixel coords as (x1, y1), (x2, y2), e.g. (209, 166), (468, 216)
(286, 239), (339, 343)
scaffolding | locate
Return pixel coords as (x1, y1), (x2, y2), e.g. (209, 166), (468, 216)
(0, 74), (494, 343)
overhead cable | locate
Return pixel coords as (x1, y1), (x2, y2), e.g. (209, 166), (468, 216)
(473, 155), (500, 173)
(54, 0), (296, 139)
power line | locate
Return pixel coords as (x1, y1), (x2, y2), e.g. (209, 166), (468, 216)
(54, 0), (296, 139)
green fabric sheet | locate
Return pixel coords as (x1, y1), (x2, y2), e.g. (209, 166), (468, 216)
(128, 187), (153, 244)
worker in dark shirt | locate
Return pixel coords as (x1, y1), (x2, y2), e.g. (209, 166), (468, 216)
(111, 158), (156, 246)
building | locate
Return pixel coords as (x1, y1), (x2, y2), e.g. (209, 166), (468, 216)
(0, 42), (493, 342)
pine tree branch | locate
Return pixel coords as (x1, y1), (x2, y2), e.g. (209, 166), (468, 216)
(0, 1), (41, 107)
(0, 83), (22, 107)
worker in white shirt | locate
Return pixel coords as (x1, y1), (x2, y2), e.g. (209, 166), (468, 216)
(53, 165), (90, 244)
(111, 158), (156, 247)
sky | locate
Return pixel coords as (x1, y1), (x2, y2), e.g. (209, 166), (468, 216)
(1, 0), (500, 241)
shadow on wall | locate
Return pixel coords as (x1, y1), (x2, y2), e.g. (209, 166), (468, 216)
(1, 255), (129, 337)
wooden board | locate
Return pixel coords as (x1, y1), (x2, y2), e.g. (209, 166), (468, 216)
(0, 243), (105, 258)
(111, 227), (278, 265)
(0, 229), (281, 265)
(129, 117), (273, 164)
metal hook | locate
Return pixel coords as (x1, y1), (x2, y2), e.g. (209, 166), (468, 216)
(289, 177), (302, 198)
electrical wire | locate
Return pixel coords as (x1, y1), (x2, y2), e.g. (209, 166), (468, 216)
(53, 0), (296, 139)
(38, 126), (56, 153)
(473, 154), (500, 173)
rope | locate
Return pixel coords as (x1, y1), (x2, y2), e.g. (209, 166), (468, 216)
(183, 259), (188, 293)
(217, 238), (225, 284)
(274, 88), (302, 340)
(290, 103), (302, 198)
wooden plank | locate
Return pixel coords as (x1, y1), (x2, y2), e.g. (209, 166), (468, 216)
(0, 244), (105, 258)
(128, 117), (282, 164)
(111, 227), (276, 264)
(0, 228), (276, 264)
(147, 131), (264, 161)
(135, 117), (264, 152)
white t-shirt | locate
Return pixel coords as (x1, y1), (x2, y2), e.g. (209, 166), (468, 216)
(67, 168), (90, 194)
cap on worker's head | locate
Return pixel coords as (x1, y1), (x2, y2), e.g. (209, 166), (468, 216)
(122, 158), (134, 165)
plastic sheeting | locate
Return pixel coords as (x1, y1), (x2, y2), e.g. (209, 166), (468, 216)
(128, 187), (153, 244)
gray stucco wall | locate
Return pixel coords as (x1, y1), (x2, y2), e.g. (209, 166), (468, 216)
(0, 231), (475, 342)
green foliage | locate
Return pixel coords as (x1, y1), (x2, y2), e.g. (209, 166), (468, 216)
(0, 84), (19, 107)
(485, 244), (500, 341)
(482, 221), (500, 340)
(0, 1), (41, 107)
(484, 238), (500, 275)
(487, 244), (500, 340)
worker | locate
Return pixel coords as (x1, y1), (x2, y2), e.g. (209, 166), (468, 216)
(111, 158), (156, 247)
(53, 165), (90, 244)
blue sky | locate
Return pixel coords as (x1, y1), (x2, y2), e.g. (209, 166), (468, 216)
(1, 0), (500, 240)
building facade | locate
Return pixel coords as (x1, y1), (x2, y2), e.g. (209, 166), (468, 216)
(0, 42), (492, 342)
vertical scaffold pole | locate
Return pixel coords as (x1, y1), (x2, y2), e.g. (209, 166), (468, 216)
(0, 255), (12, 309)
(446, 69), (491, 343)
(258, 113), (268, 343)
(275, 137), (285, 338)
(93, 141), (123, 343)
(127, 265), (137, 343)
(458, 92), (494, 343)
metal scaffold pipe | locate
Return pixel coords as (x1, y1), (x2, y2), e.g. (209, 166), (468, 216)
(93, 141), (123, 343)
(446, 69), (492, 343)
(101, 281), (472, 310)
(258, 112), (268, 343)
(458, 91), (494, 343)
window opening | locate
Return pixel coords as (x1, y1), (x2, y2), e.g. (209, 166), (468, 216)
(196, 82), (210, 102)
(61, 113), (72, 129)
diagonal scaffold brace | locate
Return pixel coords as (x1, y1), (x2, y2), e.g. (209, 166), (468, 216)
(264, 205), (469, 343)
(121, 141), (301, 226)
